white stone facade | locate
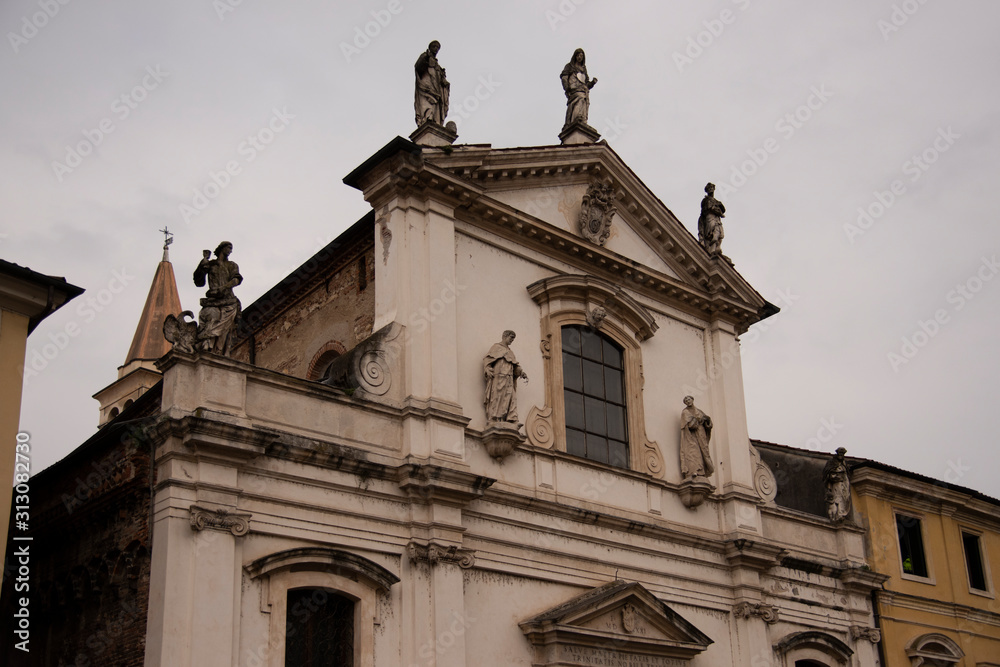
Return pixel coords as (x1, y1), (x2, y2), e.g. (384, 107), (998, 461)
(143, 139), (884, 666)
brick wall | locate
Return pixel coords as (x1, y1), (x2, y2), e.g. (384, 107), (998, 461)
(232, 217), (376, 380)
(1, 400), (155, 666)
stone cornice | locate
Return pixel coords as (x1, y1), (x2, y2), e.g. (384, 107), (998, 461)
(876, 589), (1000, 628)
(724, 539), (787, 571)
(852, 467), (1000, 529)
(245, 546), (400, 593)
(396, 463), (495, 506)
(477, 486), (730, 557)
(527, 274), (659, 341)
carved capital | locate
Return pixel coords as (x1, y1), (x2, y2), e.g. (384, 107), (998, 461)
(733, 602), (779, 624)
(189, 505), (251, 536)
(407, 541), (475, 569)
(849, 625), (881, 643)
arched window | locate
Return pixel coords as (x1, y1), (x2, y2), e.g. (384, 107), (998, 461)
(109, 407), (120, 419)
(526, 274), (664, 478)
(285, 588), (355, 666)
(246, 547), (399, 667)
(774, 631), (853, 666)
(307, 341), (347, 382)
(561, 325), (628, 467)
(905, 633), (964, 666)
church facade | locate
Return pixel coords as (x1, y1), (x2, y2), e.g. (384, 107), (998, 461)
(136, 130), (885, 666)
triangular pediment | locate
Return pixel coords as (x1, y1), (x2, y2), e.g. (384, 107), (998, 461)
(520, 581), (713, 665)
(344, 138), (775, 330)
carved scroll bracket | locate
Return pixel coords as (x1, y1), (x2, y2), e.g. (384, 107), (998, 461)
(750, 444), (778, 504)
(733, 601), (779, 624)
(407, 541), (475, 569)
(189, 505), (251, 537)
(849, 626), (881, 644)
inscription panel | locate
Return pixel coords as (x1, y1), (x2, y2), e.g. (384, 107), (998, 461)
(557, 645), (686, 667)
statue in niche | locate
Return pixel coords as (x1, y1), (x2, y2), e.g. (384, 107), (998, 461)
(697, 183), (726, 256)
(560, 48), (597, 131)
(824, 447), (852, 522)
(579, 182), (617, 246)
(679, 396), (715, 479)
(193, 241), (242, 355)
(414, 40), (450, 126)
(483, 330), (528, 424)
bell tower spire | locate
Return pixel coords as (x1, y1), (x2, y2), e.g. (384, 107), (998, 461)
(92, 230), (183, 425)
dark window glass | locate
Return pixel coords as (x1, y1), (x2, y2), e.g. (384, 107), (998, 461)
(566, 428), (586, 457)
(963, 532), (988, 591)
(580, 328), (603, 361)
(896, 515), (928, 578)
(562, 326), (581, 355)
(564, 391), (585, 430)
(285, 588), (354, 667)
(561, 325), (628, 468)
(562, 351), (583, 392)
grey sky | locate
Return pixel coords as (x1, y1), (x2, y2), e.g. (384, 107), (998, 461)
(4, 1), (998, 497)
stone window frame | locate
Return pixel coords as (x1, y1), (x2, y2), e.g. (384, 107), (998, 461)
(959, 526), (994, 597)
(526, 274), (664, 478)
(246, 547), (399, 667)
(894, 510), (935, 584)
(904, 632), (964, 666)
(773, 630), (854, 667)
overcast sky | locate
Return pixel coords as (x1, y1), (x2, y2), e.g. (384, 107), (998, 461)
(3, 1), (998, 498)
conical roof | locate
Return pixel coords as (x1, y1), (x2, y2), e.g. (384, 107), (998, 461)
(123, 245), (183, 368)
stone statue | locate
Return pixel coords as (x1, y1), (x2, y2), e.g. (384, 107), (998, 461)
(414, 40), (450, 126)
(824, 447), (852, 522)
(483, 330), (528, 424)
(697, 183), (726, 256)
(560, 48), (597, 131)
(679, 396), (715, 479)
(163, 311), (199, 354)
(193, 241), (242, 355)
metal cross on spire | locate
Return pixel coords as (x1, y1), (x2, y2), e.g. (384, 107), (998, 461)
(159, 226), (174, 261)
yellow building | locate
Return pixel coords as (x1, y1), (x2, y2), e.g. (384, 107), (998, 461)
(0, 259), (83, 583)
(852, 461), (1000, 667)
